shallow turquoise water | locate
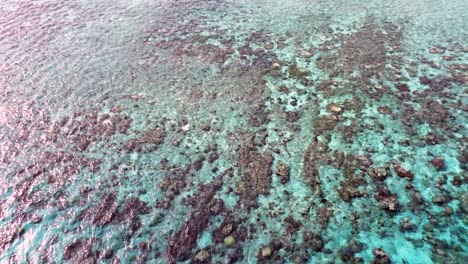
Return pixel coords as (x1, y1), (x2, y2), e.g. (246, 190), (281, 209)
(0, 0), (467, 263)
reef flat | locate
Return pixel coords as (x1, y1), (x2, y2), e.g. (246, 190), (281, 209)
(0, 0), (467, 263)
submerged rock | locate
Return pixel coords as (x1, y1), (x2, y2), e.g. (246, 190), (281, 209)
(288, 64), (311, 78)
(355, 155), (373, 170)
(431, 158), (446, 171)
(275, 162), (290, 184)
(284, 216), (302, 234)
(248, 105), (269, 127)
(314, 115), (338, 132)
(192, 155), (206, 171)
(327, 103), (343, 114)
(224, 235), (235, 247)
(209, 198), (224, 215)
(368, 167), (390, 181)
(278, 85), (289, 94)
(303, 232), (324, 252)
(396, 83), (410, 92)
(400, 218), (416, 231)
(432, 195), (448, 205)
(429, 46), (445, 54)
(459, 193), (468, 214)
(316, 206), (333, 227)
(374, 188), (399, 212)
(451, 176), (463, 186)
(338, 184), (365, 202)
(419, 76), (431, 85)
(412, 192), (424, 205)
(272, 62), (281, 69)
(261, 246), (273, 257)
(371, 248), (391, 264)
(285, 111), (301, 122)
(394, 165), (414, 180)
(208, 152), (219, 163)
(194, 250), (210, 263)
(423, 100), (450, 126)
(339, 239), (366, 262)
(301, 49), (314, 58)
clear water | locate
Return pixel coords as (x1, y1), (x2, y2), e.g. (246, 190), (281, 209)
(0, 0), (467, 263)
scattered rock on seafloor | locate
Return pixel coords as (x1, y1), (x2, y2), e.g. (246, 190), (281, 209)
(429, 46), (445, 54)
(284, 215), (302, 234)
(419, 76), (431, 85)
(316, 206), (333, 226)
(339, 239), (365, 262)
(285, 111), (300, 122)
(166, 211), (211, 262)
(248, 105), (270, 127)
(261, 246), (273, 257)
(423, 100), (450, 125)
(459, 193), (468, 213)
(396, 83), (410, 92)
(275, 162), (290, 184)
(338, 183), (366, 202)
(288, 64), (311, 78)
(400, 217), (416, 231)
(412, 192), (424, 205)
(374, 188), (399, 212)
(451, 176), (462, 186)
(394, 165), (414, 180)
(192, 156), (206, 171)
(278, 85), (289, 94)
(300, 49), (313, 58)
(327, 103), (343, 114)
(431, 158), (446, 171)
(355, 155), (373, 170)
(432, 195), (448, 205)
(208, 152), (219, 163)
(209, 198), (224, 215)
(224, 235), (235, 247)
(79, 192), (118, 227)
(368, 167), (389, 181)
(194, 250), (210, 263)
(371, 248), (391, 264)
(377, 106), (393, 115)
(111, 105), (123, 113)
(221, 223), (234, 236)
(314, 114), (338, 132)
(303, 232), (324, 252)
(264, 43), (273, 50)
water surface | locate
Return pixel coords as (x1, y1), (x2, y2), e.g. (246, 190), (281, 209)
(0, 0), (467, 263)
